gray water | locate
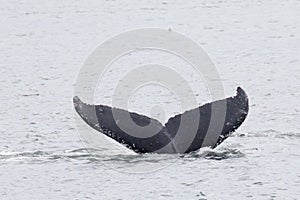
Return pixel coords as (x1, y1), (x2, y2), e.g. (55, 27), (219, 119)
(1, 0), (300, 199)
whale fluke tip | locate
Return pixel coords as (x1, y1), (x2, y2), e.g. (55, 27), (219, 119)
(237, 86), (243, 93)
(73, 96), (80, 103)
(73, 96), (86, 112)
(236, 86), (248, 100)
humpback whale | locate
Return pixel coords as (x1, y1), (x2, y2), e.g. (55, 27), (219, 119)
(73, 87), (249, 154)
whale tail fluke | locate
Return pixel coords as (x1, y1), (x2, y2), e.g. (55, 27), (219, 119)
(73, 96), (101, 132)
(73, 87), (249, 154)
(214, 86), (249, 146)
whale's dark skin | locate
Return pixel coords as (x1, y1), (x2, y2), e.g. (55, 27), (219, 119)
(73, 87), (249, 154)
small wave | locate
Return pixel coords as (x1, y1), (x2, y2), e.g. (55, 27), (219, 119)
(0, 146), (245, 164)
(204, 148), (244, 160)
(0, 150), (50, 160)
(275, 132), (300, 139)
(89, 153), (178, 166)
(235, 129), (279, 137)
(0, 149), (93, 162)
(235, 130), (300, 139)
(181, 147), (244, 161)
(0, 148), (176, 166)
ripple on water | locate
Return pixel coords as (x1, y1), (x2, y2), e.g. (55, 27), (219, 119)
(0, 149), (92, 163)
(181, 147), (245, 161)
(0, 146), (245, 165)
(235, 129), (300, 139)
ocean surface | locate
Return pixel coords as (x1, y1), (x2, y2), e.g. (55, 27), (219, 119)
(0, 0), (299, 199)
